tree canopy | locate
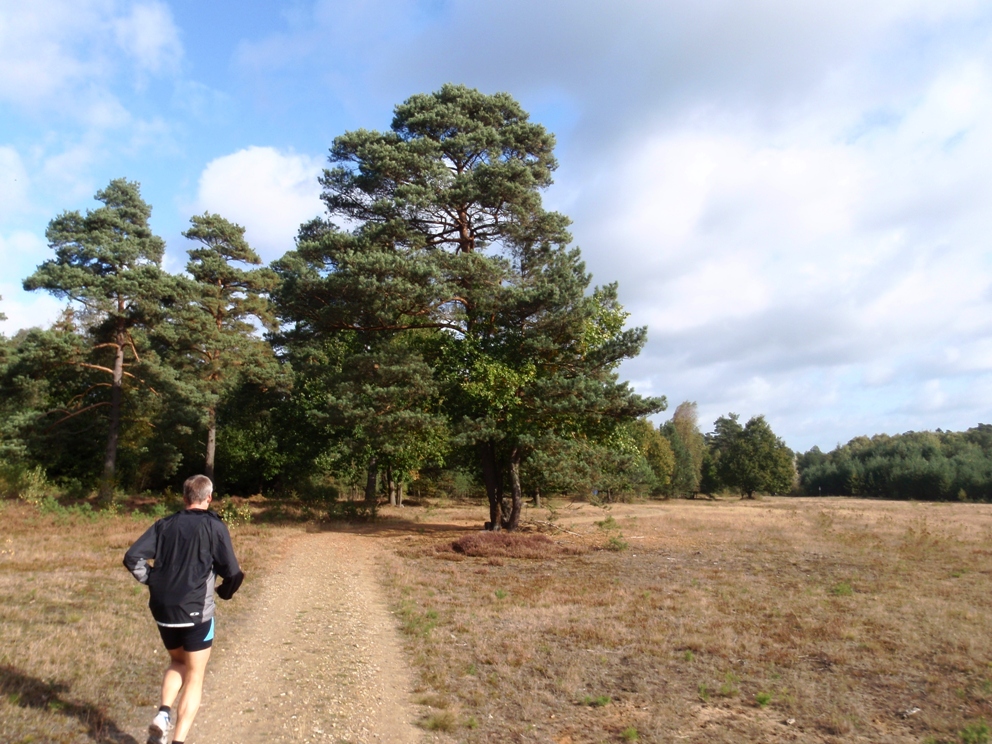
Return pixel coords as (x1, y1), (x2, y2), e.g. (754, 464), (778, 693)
(23, 179), (170, 500)
(797, 427), (992, 501)
(166, 213), (282, 482)
(709, 413), (794, 498)
(277, 84), (664, 529)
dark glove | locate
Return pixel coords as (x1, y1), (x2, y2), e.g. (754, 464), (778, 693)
(216, 570), (244, 600)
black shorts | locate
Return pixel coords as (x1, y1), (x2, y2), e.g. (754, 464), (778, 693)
(157, 619), (214, 652)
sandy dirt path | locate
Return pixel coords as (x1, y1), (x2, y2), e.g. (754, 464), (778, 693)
(184, 531), (421, 744)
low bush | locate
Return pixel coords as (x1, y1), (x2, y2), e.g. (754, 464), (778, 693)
(0, 462), (56, 505)
(218, 498), (252, 526)
(450, 531), (582, 559)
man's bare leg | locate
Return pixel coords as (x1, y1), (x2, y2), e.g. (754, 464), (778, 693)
(172, 647), (212, 742)
(161, 647), (187, 708)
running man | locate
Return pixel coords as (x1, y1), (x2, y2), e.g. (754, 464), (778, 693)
(124, 474), (245, 744)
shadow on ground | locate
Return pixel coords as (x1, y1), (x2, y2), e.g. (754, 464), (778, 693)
(310, 514), (480, 538)
(0, 665), (139, 743)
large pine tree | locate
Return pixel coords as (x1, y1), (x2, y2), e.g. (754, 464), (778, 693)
(166, 213), (281, 482)
(278, 85), (663, 528)
(24, 179), (170, 500)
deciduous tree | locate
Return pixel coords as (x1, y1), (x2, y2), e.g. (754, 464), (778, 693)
(662, 401), (706, 497)
(712, 413), (794, 498)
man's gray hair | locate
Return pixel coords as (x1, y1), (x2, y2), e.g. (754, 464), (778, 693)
(183, 474), (213, 504)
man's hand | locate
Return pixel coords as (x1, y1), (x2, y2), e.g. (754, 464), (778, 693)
(216, 570), (244, 600)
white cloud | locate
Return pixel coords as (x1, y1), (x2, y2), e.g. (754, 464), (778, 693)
(0, 231), (65, 335)
(0, 285), (65, 336)
(113, 1), (183, 76)
(39, 143), (101, 204)
(0, 0), (182, 112)
(0, 230), (48, 258)
(0, 0), (105, 108)
(1, 229), (50, 278)
(194, 147), (324, 261)
(584, 48), (992, 449)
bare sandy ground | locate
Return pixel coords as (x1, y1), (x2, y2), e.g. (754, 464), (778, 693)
(180, 531), (421, 744)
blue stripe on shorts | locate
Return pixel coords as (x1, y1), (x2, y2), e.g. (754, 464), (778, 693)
(204, 618), (214, 642)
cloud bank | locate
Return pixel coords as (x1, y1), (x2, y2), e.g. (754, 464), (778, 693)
(223, 0), (992, 449)
(4, 0), (992, 452)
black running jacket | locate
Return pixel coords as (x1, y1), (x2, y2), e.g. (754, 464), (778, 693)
(124, 509), (244, 627)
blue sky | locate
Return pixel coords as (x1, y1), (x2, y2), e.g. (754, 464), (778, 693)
(2, 0), (992, 452)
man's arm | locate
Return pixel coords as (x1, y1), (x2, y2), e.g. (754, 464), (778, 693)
(213, 521), (244, 600)
(123, 522), (158, 584)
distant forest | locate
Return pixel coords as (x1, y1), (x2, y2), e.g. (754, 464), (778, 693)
(797, 426), (992, 501)
(1, 86), (987, 522)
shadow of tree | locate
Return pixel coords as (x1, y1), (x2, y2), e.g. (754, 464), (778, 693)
(0, 665), (139, 743)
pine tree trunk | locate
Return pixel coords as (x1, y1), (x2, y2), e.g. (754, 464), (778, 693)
(387, 466), (397, 506)
(534, 487), (541, 509)
(100, 332), (126, 502)
(480, 441), (502, 530)
(205, 407), (217, 482)
(504, 448), (523, 531)
(397, 480), (404, 507)
(364, 457), (378, 507)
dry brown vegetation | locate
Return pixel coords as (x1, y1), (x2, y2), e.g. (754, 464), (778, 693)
(5, 495), (992, 744)
(376, 497), (992, 744)
(448, 531), (586, 559)
(0, 499), (294, 744)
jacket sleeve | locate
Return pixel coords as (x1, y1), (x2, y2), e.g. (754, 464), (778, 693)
(213, 521), (244, 600)
(123, 522), (158, 584)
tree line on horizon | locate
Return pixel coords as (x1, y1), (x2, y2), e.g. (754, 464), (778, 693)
(1, 85), (983, 519)
(798, 425), (992, 501)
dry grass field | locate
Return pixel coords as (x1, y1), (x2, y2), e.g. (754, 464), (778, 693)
(3, 495), (992, 744)
(0, 499), (295, 744)
(375, 497), (992, 744)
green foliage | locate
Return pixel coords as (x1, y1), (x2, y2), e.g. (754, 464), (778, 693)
(719, 671), (740, 697)
(326, 499), (377, 522)
(23, 179), (173, 499)
(161, 212), (283, 482)
(277, 84), (662, 528)
(605, 535), (629, 552)
(622, 726), (640, 741)
(218, 499), (252, 526)
(0, 462), (54, 504)
(661, 402), (705, 497)
(581, 695), (611, 707)
(596, 515), (619, 531)
(398, 601), (439, 638)
(755, 692), (773, 707)
(831, 582), (854, 596)
(960, 720), (991, 744)
(2, 88), (665, 509)
(798, 426), (992, 501)
(629, 418), (675, 494)
(709, 413), (794, 498)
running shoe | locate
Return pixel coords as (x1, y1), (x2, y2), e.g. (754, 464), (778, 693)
(148, 709), (171, 744)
